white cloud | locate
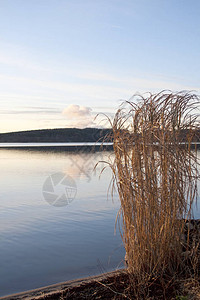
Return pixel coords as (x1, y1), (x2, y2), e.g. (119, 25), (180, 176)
(62, 104), (92, 118)
(62, 104), (95, 128)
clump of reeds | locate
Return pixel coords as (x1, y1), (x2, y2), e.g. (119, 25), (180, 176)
(109, 91), (200, 297)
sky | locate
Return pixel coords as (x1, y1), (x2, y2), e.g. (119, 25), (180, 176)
(0, 0), (200, 133)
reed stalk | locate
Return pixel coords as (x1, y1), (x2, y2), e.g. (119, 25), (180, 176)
(108, 91), (200, 297)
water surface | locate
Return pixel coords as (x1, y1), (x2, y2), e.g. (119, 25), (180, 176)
(1, 146), (200, 298)
(0, 148), (124, 297)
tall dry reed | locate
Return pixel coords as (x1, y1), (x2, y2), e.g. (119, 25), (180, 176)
(108, 91), (200, 296)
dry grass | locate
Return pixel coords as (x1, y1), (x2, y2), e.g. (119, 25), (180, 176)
(104, 91), (200, 298)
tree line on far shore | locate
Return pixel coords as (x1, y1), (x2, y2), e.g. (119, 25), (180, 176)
(0, 128), (113, 143)
(0, 126), (200, 143)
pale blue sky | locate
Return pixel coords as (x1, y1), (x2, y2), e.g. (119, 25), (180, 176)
(0, 0), (200, 132)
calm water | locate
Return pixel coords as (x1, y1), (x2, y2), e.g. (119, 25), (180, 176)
(0, 147), (124, 297)
(1, 146), (200, 298)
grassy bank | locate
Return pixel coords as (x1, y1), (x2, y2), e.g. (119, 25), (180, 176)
(3, 268), (200, 299)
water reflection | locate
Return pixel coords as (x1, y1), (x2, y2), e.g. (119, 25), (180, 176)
(1, 147), (199, 297)
(0, 148), (124, 297)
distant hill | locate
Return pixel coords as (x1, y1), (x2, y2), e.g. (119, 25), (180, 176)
(0, 128), (113, 143)
(1, 127), (200, 144)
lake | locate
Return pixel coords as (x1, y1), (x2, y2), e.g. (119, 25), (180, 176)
(0, 146), (124, 297)
(1, 144), (200, 298)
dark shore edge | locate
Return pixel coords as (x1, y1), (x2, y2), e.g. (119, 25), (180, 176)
(0, 269), (124, 300)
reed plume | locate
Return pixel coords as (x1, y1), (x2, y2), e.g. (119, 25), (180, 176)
(108, 91), (200, 297)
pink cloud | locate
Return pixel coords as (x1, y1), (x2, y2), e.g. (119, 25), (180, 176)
(62, 104), (92, 118)
(62, 104), (94, 128)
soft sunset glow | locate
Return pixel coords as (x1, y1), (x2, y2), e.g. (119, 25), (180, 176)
(0, 1), (200, 132)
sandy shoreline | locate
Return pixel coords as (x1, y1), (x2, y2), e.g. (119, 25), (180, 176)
(0, 270), (123, 300)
